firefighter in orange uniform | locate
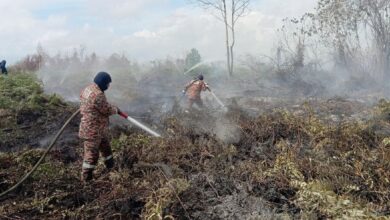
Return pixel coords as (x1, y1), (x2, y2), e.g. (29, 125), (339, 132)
(182, 74), (210, 109)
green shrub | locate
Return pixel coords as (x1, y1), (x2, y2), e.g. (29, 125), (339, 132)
(0, 73), (69, 113)
(0, 74), (44, 110)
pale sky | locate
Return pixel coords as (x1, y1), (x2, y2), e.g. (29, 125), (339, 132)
(0, 0), (317, 63)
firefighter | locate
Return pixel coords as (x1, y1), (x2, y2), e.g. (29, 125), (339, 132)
(0, 60), (8, 75)
(182, 74), (210, 109)
(79, 72), (119, 182)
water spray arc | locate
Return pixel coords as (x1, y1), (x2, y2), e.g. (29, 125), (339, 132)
(183, 62), (206, 75)
(210, 91), (227, 110)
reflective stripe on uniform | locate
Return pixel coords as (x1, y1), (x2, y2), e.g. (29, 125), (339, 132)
(104, 155), (113, 161)
(82, 162), (96, 169)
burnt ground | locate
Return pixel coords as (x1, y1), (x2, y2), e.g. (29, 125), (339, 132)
(1, 92), (390, 219)
(0, 105), (80, 153)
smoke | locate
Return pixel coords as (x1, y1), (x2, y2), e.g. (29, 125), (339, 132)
(23, 44), (388, 143)
(32, 48), (389, 113)
(214, 118), (241, 144)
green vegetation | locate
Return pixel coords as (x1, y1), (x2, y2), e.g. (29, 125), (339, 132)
(0, 73), (74, 150)
(0, 74), (66, 111)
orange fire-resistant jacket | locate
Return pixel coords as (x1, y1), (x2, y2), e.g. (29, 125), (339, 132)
(185, 80), (209, 100)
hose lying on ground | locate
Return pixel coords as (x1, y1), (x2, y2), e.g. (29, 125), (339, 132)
(0, 109), (80, 198)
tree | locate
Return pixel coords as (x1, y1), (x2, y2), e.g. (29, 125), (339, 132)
(315, 0), (361, 69)
(313, 0), (390, 81)
(276, 15), (315, 75)
(360, 0), (390, 81)
(191, 0), (250, 76)
(185, 48), (202, 70)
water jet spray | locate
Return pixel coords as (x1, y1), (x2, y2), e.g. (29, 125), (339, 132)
(118, 111), (161, 137)
(210, 90), (227, 111)
(183, 62), (206, 75)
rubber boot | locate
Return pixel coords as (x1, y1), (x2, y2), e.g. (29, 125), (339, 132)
(105, 158), (115, 169)
(81, 169), (93, 182)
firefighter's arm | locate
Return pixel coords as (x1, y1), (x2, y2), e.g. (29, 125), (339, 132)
(94, 93), (118, 116)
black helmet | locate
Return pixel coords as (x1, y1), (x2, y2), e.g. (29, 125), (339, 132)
(198, 74), (204, 80)
(94, 71), (112, 91)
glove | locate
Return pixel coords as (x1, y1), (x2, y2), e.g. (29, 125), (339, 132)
(113, 106), (120, 115)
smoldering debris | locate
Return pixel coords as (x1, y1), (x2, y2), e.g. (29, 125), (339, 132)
(2, 78), (390, 218)
(214, 118), (241, 144)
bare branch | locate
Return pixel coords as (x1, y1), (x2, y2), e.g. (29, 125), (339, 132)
(233, 0), (250, 24)
(191, 0), (224, 12)
(190, 0), (251, 76)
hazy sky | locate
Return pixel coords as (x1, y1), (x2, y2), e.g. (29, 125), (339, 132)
(0, 0), (317, 63)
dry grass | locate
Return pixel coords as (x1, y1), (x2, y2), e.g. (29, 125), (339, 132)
(1, 96), (390, 219)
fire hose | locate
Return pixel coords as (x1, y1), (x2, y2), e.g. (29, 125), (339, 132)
(0, 109), (161, 198)
(0, 109), (80, 198)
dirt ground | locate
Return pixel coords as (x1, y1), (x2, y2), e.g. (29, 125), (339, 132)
(1, 92), (390, 219)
